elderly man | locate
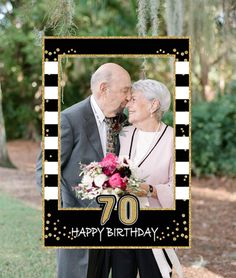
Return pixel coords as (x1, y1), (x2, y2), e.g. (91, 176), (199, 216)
(36, 63), (131, 278)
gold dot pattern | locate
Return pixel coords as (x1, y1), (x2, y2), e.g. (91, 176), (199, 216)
(155, 48), (188, 60)
(44, 48), (65, 61)
(152, 213), (189, 243)
(44, 213), (71, 243)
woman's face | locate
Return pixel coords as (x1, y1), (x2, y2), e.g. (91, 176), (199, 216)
(126, 90), (153, 125)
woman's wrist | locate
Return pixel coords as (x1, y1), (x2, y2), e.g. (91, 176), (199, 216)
(146, 184), (157, 198)
(139, 183), (157, 198)
(147, 184), (153, 197)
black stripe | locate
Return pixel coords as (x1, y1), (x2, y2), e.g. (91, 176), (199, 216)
(175, 99), (189, 111)
(176, 150), (189, 161)
(45, 150), (58, 161)
(45, 124), (58, 136)
(45, 38), (189, 57)
(44, 175), (58, 186)
(176, 74), (189, 86)
(176, 125), (189, 136)
(163, 249), (172, 270)
(128, 128), (137, 159)
(176, 175), (189, 186)
(45, 99), (58, 111)
(45, 74), (58, 86)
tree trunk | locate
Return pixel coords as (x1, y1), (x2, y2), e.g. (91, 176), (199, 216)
(0, 83), (16, 168)
(199, 51), (210, 100)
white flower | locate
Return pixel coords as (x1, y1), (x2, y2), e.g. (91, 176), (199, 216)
(114, 188), (122, 194)
(94, 174), (107, 188)
(82, 175), (93, 187)
(101, 189), (111, 195)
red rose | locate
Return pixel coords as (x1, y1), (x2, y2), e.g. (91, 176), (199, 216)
(108, 173), (127, 190)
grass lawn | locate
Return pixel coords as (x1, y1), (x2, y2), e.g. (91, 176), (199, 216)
(0, 192), (56, 278)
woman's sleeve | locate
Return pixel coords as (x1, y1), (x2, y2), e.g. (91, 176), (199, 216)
(154, 151), (174, 209)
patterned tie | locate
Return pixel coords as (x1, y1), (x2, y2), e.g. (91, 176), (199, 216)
(105, 117), (116, 154)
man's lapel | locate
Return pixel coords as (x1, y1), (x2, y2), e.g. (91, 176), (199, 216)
(83, 97), (104, 160)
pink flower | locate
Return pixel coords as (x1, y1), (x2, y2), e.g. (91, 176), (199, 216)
(108, 173), (127, 190)
(100, 153), (118, 176)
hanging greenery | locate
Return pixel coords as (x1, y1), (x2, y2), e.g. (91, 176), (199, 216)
(165, 0), (184, 36)
(149, 0), (160, 36)
(45, 0), (77, 36)
(137, 0), (148, 36)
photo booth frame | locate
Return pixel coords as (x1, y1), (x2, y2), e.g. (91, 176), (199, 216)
(42, 37), (191, 248)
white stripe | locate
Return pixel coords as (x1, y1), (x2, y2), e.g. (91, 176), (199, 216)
(176, 112), (189, 125)
(176, 187), (189, 200)
(175, 62), (189, 75)
(175, 87), (189, 99)
(165, 249), (184, 278)
(44, 62), (58, 74)
(44, 87), (58, 99)
(44, 161), (58, 174)
(44, 137), (58, 149)
(44, 187), (58, 200)
(176, 137), (189, 150)
(176, 162), (189, 175)
(152, 249), (171, 278)
(44, 112), (58, 124)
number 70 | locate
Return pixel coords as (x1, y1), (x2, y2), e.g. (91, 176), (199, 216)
(96, 195), (140, 226)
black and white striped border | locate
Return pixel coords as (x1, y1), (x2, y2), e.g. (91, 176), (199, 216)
(43, 61), (190, 202)
(44, 61), (59, 200)
(175, 61), (190, 201)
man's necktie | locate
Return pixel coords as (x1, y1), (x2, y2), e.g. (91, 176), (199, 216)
(105, 117), (116, 154)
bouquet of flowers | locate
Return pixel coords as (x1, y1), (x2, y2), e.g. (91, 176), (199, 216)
(74, 153), (143, 200)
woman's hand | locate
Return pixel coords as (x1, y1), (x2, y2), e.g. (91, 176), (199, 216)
(127, 183), (157, 198)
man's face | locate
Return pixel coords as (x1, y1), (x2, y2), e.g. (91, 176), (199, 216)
(104, 71), (131, 117)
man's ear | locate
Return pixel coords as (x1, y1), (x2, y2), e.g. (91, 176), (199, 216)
(150, 99), (160, 113)
(100, 82), (109, 95)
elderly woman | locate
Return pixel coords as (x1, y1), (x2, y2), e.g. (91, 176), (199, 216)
(120, 79), (174, 209)
(87, 79), (182, 278)
(110, 79), (182, 278)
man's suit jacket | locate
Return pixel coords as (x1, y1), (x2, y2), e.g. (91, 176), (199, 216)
(60, 96), (105, 208)
(36, 96), (117, 278)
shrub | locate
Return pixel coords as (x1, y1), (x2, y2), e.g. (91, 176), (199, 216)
(192, 93), (236, 177)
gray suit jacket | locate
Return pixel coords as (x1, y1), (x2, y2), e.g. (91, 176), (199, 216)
(36, 97), (110, 278)
(59, 97), (105, 208)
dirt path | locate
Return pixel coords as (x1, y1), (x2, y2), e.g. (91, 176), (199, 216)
(0, 140), (235, 277)
(0, 140), (41, 209)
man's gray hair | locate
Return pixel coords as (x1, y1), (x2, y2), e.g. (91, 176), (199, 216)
(132, 79), (171, 112)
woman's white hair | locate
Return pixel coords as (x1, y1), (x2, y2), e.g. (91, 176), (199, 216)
(132, 79), (171, 112)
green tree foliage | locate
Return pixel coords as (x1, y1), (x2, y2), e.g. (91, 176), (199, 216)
(0, 0), (140, 140)
(0, 0), (236, 176)
(0, 1), (45, 139)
